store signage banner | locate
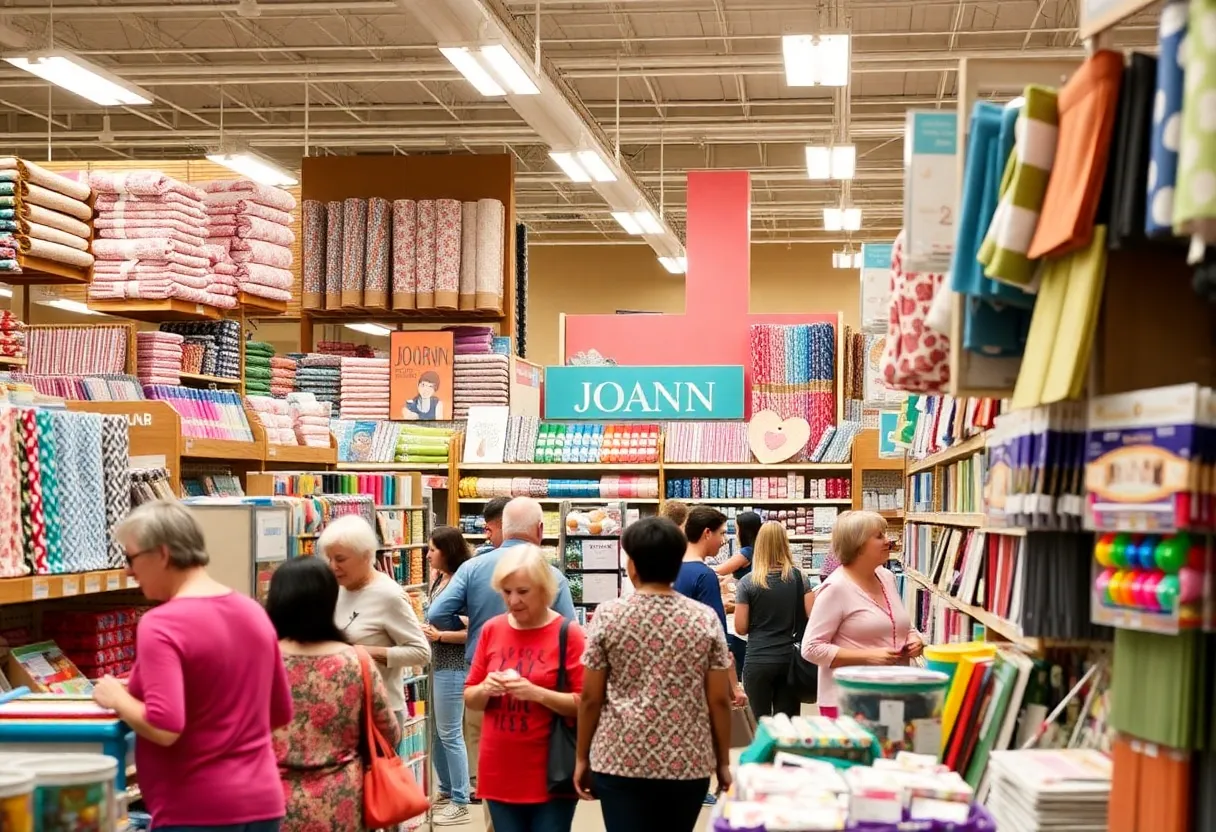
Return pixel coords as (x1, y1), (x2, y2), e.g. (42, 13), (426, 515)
(544, 365), (745, 420)
(389, 330), (454, 421)
(904, 110), (958, 273)
(859, 242), (894, 333)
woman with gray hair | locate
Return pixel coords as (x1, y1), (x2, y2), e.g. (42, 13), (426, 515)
(90, 500), (293, 832)
(320, 514), (431, 733)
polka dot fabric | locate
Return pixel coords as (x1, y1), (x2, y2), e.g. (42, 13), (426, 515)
(1148, 0), (1189, 238)
(879, 231), (951, 394)
(1174, 0), (1216, 240)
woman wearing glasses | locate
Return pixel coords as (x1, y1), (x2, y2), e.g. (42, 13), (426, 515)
(90, 500), (293, 832)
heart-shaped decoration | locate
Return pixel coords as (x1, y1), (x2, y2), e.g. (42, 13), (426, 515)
(748, 410), (812, 464)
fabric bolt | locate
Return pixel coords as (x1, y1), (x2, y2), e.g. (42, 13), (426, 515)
(19, 220), (88, 252)
(199, 179), (297, 212)
(95, 260), (209, 279)
(1107, 53), (1159, 249)
(880, 231), (951, 393)
(475, 198), (505, 311)
(18, 409), (46, 575)
(86, 170), (203, 200)
(0, 157), (91, 201)
(459, 202), (478, 310)
(363, 197), (391, 309)
(54, 412), (109, 572)
(35, 411), (63, 574)
(391, 199), (417, 310)
(211, 200), (294, 226)
(1028, 50), (1125, 259)
(434, 198), (462, 310)
(95, 192), (206, 216)
(92, 238), (204, 261)
(302, 200), (324, 308)
(1172, 0), (1216, 240)
(341, 198), (367, 308)
(1146, 1), (1189, 237)
(0, 408), (22, 578)
(15, 202), (90, 239)
(16, 181), (92, 221)
(236, 263), (293, 290)
(96, 214), (202, 233)
(98, 226), (204, 247)
(415, 200), (437, 308)
(235, 214), (295, 247)
(13, 236), (95, 269)
(201, 242), (231, 263)
(230, 239), (292, 269)
(324, 200), (344, 309)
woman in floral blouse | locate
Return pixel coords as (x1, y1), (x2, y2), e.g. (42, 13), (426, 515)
(267, 556), (403, 832)
(574, 516), (734, 831)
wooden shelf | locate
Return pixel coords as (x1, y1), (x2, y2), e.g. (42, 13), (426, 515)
(0, 569), (133, 605)
(181, 435), (263, 461)
(86, 298), (224, 322)
(904, 512), (1027, 536)
(692, 498), (853, 506)
(264, 443), (338, 466)
(461, 462), (660, 471)
(0, 356), (25, 367)
(303, 307), (504, 323)
(336, 462), (450, 471)
(240, 292), (288, 316)
(458, 497), (661, 505)
(179, 372), (241, 388)
(1079, 0), (1157, 39)
(906, 432), (989, 475)
(904, 568), (1039, 650)
(664, 462), (853, 471)
(9, 253), (91, 285)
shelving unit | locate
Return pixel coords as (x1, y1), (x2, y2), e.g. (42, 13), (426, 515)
(178, 372), (242, 389)
(0, 569), (133, 605)
(903, 568), (1040, 651)
(86, 298), (224, 322)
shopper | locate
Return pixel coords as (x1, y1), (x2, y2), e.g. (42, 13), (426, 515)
(575, 517), (733, 832)
(801, 510), (924, 718)
(428, 496), (575, 827)
(464, 544), (585, 832)
(734, 522), (813, 718)
(91, 500), (291, 832)
(714, 510), (762, 675)
(659, 499), (690, 529)
(419, 526), (474, 826)
(267, 557), (402, 832)
(476, 496), (510, 557)
(321, 514), (432, 735)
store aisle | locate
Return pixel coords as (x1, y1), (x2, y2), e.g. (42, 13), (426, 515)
(438, 802), (712, 832)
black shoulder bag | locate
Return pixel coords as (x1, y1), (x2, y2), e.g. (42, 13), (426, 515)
(787, 569), (820, 704)
(547, 619), (578, 795)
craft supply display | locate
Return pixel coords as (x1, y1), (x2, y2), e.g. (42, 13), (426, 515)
(332, 420), (455, 464)
(459, 509), (562, 539)
(159, 320), (242, 380)
(665, 475), (850, 501)
(457, 475), (659, 500)
(339, 356), (390, 420)
(10, 374), (144, 402)
(144, 386), (254, 441)
(200, 179), (296, 306)
(0, 158), (95, 275)
(256, 471), (419, 509)
(302, 196), (505, 313)
(749, 323), (837, 455)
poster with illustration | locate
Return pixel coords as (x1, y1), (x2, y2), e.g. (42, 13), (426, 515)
(390, 331), (454, 421)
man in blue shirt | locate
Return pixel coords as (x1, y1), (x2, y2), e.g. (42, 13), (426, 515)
(428, 497), (575, 812)
(473, 497), (509, 557)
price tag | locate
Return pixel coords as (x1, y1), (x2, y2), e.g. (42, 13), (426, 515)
(61, 576), (80, 596)
(85, 575), (101, 594)
(268, 446), (278, 458)
(105, 573), (121, 592)
(184, 438), (195, 453)
(32, 578), (50, 600)
(126, 576), (140, 589)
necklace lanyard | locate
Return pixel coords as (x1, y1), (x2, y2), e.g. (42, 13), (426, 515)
(852, 578), (898, 649)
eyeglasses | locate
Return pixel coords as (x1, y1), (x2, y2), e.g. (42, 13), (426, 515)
(124, 548), (158, 567)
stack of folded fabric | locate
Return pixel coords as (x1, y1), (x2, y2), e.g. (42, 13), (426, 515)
(84, 170), (236, 309)
(453, 353), (510, 420)
(446, 325), (495, 355)
(316, 339), (375, 358)
(286, 393), (334, 448)
(396, 426), (452, 464)
(245, 341), (275, 397)
(180, 341), (205, 375)
(136, 331), (185, 386)
(159, 320), (242, 380)
(0, 311), (26, 360)
(0, 158), (94, 276)
(198, 180), (296, 305)
(339, 357), (390, 420)
(246, 395), (298, 445)
(270, 355), (296, 399)
(294, 353), (341, 403)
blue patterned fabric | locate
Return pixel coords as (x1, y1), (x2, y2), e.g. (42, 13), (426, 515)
(53, 412), (109, 573)
(37, 411), (63, 573)
(1147, 0), (1188, 237)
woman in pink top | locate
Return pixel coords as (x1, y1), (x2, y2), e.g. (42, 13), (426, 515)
(801, 511), (924, 719)
(91, 501), (293, 832)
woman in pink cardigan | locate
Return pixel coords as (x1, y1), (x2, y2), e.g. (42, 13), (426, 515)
(801, 511), (923, 718)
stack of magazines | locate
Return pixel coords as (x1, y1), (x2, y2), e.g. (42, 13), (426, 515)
(986, 749), (1111, 831)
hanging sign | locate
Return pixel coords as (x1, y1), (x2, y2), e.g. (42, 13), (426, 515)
(860, 242), (895, 333)
(389, 331), (454, 422)
(904, 110), (958, 273)
(544, 365), (744, 420)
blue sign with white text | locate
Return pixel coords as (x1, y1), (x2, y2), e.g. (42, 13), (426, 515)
(544, 365), (745, 420)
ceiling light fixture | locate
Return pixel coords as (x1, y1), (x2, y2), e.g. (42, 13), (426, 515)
(4, 51), (152, 106)
(611, 211), (644, 235)
(823, 206), (862, 232)
(40, 298), (104, 316)
(549, 149), (617, 184)
(345, 323), (394, 337)
(612, 210), (663, 235)
(805, 144), (856, 180)
(831, 250), (863, 269)
(205, 150), (298, 187)
(782, 34), (850, 87)
(439, 45), (539, 97)
(658, 255), (688, 275)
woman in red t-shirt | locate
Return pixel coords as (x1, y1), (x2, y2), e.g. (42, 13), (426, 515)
(464, 544), (585, 832)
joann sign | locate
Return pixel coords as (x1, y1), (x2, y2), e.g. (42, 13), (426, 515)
(544, 365), (744, 420)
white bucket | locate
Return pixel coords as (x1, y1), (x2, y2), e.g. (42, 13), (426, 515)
(23, 753), (116, 831)
(0, 768), (34, 832)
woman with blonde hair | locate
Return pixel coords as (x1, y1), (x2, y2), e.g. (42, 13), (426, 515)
(733, 522), (813, 718)
(801, 511), (923, 718)
(464, 544), (585, 832)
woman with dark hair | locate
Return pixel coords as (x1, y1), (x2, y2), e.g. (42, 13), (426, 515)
(404, 369), (444, 420)
(268, 556), (403, 832)
(575, 517), (733, 831)
(420, 526), (474, 825)
(714, 511), (762, 677)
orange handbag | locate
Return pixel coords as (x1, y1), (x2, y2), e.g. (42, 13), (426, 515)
(356, 647), (430, 828)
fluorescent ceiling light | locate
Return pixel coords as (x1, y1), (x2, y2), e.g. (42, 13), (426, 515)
(549, 150), (616, 184)
(823, 207), (862, 232)
(842, 208), (862, 232)
(346, 323), (393, 337)
(206, 151), (298, 187)
(439, 45), (539, 97)
(832, 250), (863, 269)
(549, 151), (591, 183)
(805, 145), (856, 180)
(40, 298), (104, 316)
(782, 34), (850, 87)
(612, 210), (662, 235)
(634, 210), (663, 234)
(658, 256), (687, 275)
(4, 52), (152, 106)
(851, 251), (863, 268)
(611, 211), (643, 235)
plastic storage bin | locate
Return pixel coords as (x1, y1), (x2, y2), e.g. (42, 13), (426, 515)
(22, 753), (117, 832)
(834, 667), (951, 759)
(0, 769), (34, 832)
(922, 642), (997, 683)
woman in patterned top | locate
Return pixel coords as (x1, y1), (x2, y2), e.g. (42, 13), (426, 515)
(574, 516), (734, 832)
(267, 556), (402, 832)
(420, 526), (473, 826)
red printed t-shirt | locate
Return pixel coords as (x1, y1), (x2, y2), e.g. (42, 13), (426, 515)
(128, 593), (293, 828)
(466, 614), (585, 804)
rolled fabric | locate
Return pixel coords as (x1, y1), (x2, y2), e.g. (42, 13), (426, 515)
(87, 170), (203, 200)
(210, 200), (293, 226)
(0, 158), (91, 201)
(460, 201), (478, 310)
(235, 213), (295, 247)
(17, 220), (88, 252)
(236, 262), (293, 290)
(302, 200), (325, 309)
(391, 199), (417, 310)
(95, 216), (205, 237)
(363, 197), (390, 309)
(341, 198), (366, 308)
(98, 227), (204, 247)
(16, 202), (90, 238)
(199, 179), (297, 212)
(230, 239), (292, 269)
(17, 181), (92, 221)
(434, 198), (462, 310)
(475, 198), (505, 311)
(415, 199), (436, 309)
(325, 200), (343, 309)
(95, 193), (205, 218)
(14, 236), (94, 269)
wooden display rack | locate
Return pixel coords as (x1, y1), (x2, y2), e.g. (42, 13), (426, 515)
(262, 433), (339, 467)
(179, 371), (241, 389)
(850, 429), (906, 520)
(86, 298), (224, 323)
(66, 400), (183, 493)
(9, 253), (91, 286)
